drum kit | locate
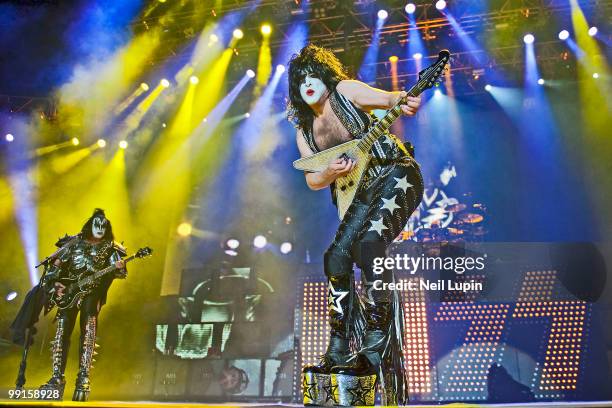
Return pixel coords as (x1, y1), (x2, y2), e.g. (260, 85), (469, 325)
(409, 194), (488, 242)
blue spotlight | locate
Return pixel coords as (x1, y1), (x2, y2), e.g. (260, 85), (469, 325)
(445, 11), (485, 64)
(485, 84), (492, 91)
(377, 9), (388, 20)
(413, 52), (423, 60)
(276, 64), (286, 74)
(253, 235), (267, 248)
(359, 13), (386, 82)
(523, 34), (535, 44)
(405, 3), (416, 14)
(280, 242), (293, 254)
(5, 133), (14, 142)
(406, 8), (426, 74)
(538, 78), (545, 85)
(435, 0), (446, 10)
(558, 30), (569, 40)
(246, 69), (255, 78)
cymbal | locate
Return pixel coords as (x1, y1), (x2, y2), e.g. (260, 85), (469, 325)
(459, 213), (484, 224)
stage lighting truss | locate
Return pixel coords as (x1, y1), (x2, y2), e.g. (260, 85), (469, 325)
(2, 0), (609, 116)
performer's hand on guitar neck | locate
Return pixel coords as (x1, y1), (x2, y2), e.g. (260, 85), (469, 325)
(114, 260), (127, 279)
(323, 157), (356, 180)
(395, 91), (422, 116)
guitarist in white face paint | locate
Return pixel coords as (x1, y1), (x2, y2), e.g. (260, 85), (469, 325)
(38, 208), (128, 402)
(288, 44), (425, 405)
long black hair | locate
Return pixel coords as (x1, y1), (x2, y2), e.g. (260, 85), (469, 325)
(80, 208), (114, 241)
(287, 44), (350, 132)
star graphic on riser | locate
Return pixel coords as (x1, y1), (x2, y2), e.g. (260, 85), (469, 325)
(302, 375), (317, 402)
(393, 176), (413, 192)
(328, 282), (349, 314)
(380, 195), (400, 214)
(322, 379), (338, 404)
(368, 217), (388, 236)
(348, 378), (375, 406)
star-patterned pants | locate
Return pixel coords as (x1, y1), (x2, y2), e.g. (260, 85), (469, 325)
(324, 155), (423, 351)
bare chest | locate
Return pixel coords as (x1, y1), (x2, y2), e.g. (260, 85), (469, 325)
(312, 102), (353, 151)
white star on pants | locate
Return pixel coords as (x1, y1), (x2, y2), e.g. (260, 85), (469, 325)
(368, 217), (388, 236)
(393, 176), (413, 193)
(328, 282), (349, 314)
(381, 195), (400, 214)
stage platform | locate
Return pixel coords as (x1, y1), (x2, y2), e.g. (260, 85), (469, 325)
(1, 401), (612, 408)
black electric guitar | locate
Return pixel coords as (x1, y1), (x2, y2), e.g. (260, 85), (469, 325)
(49, 247), (152, 310)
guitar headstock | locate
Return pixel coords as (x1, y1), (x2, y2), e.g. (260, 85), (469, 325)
(135, 247), (153, 258)
(417, 49), (451, 92)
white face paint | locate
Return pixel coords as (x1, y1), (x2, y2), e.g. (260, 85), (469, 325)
(92, 216), (107, 239)
(299, 73), (328, 106)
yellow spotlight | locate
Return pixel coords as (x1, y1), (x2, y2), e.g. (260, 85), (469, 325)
(140, 82), (150, 91)
(160, 78), (170, 88)
(119, 140), (129, 149)
(209, 34), (218, 43)
(592, 72), (599, 79)
(233, 28), (244, 39)
(71, 137), (80, 146)
(177, 222), (192, 237)
(261, 24), (272, 36)
(97, 139), (107, 148)
(189, 75), (199, 85)
(389, 55), (399, 62)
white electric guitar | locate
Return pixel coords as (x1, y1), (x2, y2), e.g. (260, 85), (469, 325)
(293, 50), (451, 220)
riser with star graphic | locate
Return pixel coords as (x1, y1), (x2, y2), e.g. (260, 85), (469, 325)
(295, 255), (607, 404)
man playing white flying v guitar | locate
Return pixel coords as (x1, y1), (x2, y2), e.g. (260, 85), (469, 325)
(288, 44), (452, 406)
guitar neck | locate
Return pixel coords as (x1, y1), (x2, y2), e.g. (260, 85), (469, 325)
(78, 254), (136, 287)
(356, 83), (421, 154)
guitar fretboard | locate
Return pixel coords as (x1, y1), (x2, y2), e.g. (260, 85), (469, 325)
(78, 254), (136, 287)
(355, 85), (420, 155)
(354, 52), (449, 155)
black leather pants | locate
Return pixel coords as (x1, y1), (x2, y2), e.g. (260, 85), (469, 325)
(324, 156), (423, 345)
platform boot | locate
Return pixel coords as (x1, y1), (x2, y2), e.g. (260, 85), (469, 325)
(330, 299), (390, 406)
(302, 274), (352, 406)
(72, 315), (97, 401)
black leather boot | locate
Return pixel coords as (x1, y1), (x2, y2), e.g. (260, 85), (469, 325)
(303, 274), (352, 406)
(40, 315), (69, 399)
(330, 301), (391, 406)
(73, 315), (97, 402)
